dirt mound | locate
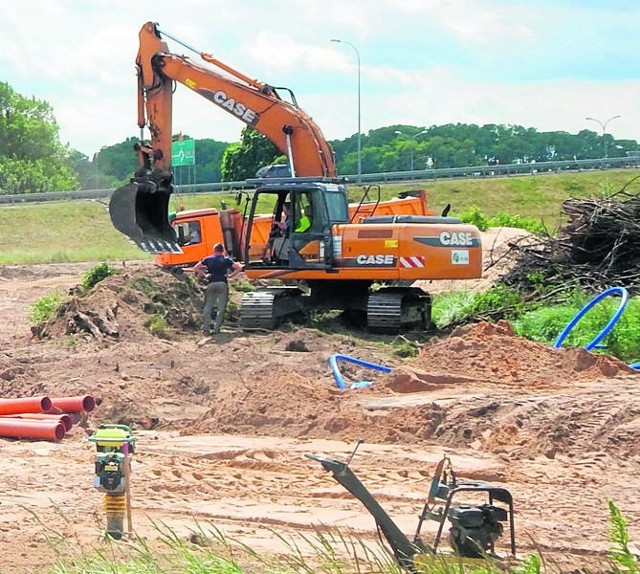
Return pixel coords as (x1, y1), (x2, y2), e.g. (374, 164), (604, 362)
(16, 265), (640, 460)
(37, 264), (204, 341)
(3, 263), (640, 573)
(367, 321), (640, 458)
(402, 320), (635, 387)
(181, 321), (640, 455)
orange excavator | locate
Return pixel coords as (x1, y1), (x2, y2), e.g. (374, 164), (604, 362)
(109, 22), (483, 331)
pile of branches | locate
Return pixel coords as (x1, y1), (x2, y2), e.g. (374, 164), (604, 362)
(499, 180), (640, 294)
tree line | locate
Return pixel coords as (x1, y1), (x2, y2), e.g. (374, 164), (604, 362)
(1, 81), (639, 194)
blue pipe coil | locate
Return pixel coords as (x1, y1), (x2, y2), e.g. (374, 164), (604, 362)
(553, 286), (629, 351)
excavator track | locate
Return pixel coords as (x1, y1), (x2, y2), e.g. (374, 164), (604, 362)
(240, 287), (306, 330)
(367, 287), (431, 332)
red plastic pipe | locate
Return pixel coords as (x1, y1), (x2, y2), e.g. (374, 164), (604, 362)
(0, 413), (73, 432)
(48, 395), (96, 413)
(0, 396), (52, 416)
(0, 418), (65, 441)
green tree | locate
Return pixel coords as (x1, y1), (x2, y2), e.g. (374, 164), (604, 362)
(92, 137), (140, 182)
(67, 150), (118, 190)
(0, 82), (77, 193)
(90, 136), (229, 187)
(191, 138), (228, 183)
(220, 128), (281, 181)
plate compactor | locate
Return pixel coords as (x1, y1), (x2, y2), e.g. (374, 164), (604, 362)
(307, 442), (516, 572)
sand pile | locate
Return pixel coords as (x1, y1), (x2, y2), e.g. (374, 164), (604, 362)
(385, 320), (635, 390)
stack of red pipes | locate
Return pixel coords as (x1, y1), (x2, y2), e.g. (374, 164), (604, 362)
(0, 395), (96, 442)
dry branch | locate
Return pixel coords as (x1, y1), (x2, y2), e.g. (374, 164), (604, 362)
(502, 185), (640, 293)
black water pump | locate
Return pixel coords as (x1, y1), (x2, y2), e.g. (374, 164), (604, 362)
(443, 502), (508, 557)
(417, 455), (514, 558)
(307, 444), (516, 572)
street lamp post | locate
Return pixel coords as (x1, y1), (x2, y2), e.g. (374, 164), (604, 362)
(394, 129), (428, 171)
(585, 115), (621, 159)
(331, 38), (361, 181)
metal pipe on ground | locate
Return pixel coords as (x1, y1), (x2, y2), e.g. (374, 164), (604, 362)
(0, 418), (65, 441)
(48, 395), (96, 413)
(0, 396), (52, 416)
(0, 413), (73, 432)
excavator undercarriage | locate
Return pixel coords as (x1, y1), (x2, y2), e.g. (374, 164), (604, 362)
(239, 281), (431, 332)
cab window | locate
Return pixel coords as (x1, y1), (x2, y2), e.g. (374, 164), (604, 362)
(325, 191), (349, 223)
(176, 221), (202, 246)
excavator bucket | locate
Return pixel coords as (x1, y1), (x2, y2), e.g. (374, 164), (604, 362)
(109, 178), (182, 254)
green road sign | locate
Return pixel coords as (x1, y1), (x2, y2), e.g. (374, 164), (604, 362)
(171, 139), (196, 166)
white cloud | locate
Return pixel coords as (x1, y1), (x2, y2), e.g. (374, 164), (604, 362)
(1, 0), (639, 157)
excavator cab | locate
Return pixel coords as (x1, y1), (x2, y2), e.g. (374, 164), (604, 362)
(244, 180), (349, 270)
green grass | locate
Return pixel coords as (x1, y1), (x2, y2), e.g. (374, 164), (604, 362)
(513, 293), (640, 364)
(17, 518), (513, 574)
(433, 286), (640, 365)
(15, 501), (637, 574)
(170, 168), (640, 231)
(389, 168), (640, 231)
(1, 169), (639, 265)
(0, 200), (148, 264)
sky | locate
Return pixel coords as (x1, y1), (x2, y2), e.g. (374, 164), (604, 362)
(1, 0), (639, 158)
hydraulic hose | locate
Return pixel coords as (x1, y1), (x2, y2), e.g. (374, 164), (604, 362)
(329, 354), (392, 390)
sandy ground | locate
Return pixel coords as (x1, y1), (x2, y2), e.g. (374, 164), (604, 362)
(0, 231), (639, 573)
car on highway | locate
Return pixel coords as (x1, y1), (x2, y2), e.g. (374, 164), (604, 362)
(255, 164), (291, 178)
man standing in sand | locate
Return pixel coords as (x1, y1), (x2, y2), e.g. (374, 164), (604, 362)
(194, 243), (243, 334)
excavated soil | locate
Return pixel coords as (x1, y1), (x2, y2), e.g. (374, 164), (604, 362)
(0, 240), (639, 573)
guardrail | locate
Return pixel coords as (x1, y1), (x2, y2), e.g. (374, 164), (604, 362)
(2, 156), (639, 204)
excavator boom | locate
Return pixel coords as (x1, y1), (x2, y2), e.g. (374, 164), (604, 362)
(135, 22), (335, 178)
(110, 22), (335, 250)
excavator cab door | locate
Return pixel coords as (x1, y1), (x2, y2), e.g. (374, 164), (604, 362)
(109, 171), (181, 254)
(245, 183), (346, 270)
(288, 190), (322, 267)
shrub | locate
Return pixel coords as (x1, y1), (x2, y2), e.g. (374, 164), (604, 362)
(608, 500), (637, 573)
(144, 315), (174, 339)
(232, 280), (256, 293)
(460, 206), (489, 231)
(488, 212), (546, 234)
(82, 262), (117, 290)
(29, 291), (65, 323)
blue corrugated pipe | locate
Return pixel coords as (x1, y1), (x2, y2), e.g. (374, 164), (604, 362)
(553, 286), (629, 351)
(329, 354), (392, 390)
(552, 286), (640, 370)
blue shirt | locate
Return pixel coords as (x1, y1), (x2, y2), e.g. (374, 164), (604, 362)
(201, 254), (235, 283)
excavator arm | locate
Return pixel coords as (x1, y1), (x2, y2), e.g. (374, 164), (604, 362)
(110, 22), (336, 252)
(135, 22), (335, 177)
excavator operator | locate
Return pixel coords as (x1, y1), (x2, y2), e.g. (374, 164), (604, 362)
(264, 200), (292, 263)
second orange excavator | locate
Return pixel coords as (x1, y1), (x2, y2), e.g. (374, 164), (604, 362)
(109, 22), (483, 331)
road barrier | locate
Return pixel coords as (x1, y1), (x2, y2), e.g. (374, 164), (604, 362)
(2, 156), (640, 205)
